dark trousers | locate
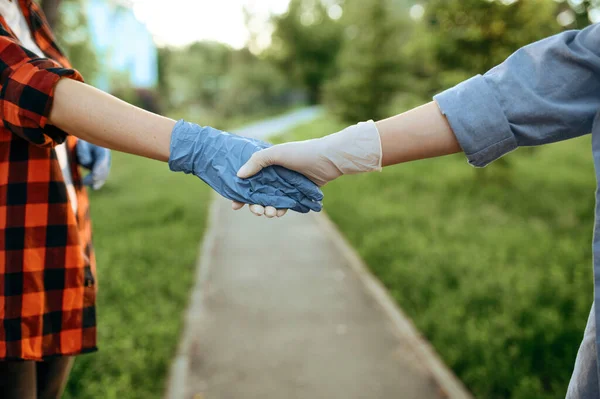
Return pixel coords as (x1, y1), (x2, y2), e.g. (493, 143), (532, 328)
(0, 357), (74, 399)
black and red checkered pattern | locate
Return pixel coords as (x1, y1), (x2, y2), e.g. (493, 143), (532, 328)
(0, 0), (97, 360)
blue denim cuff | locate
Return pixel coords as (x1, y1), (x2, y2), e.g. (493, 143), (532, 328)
(434, 75), (518, 167)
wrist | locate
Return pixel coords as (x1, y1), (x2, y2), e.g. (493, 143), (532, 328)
(322, 120), (383, 175)
(168, 120), (202, 174)
(376, 102), (461, 167)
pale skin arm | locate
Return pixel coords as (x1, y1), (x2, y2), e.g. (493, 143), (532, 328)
(49, 78), (175, 162)
(49, 78), (286, 217)
(376, 101), (461, 166)
(233, 101), (461, 217)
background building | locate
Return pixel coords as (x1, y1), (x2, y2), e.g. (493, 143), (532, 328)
(86, 0), (158, 91)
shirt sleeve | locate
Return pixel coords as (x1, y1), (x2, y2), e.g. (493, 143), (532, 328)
(434, 23), (600, 167)
(0, 30), (83, 147)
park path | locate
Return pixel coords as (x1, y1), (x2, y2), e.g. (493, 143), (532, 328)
(165, 108), (472, 399)
(230, 106), (323, 140)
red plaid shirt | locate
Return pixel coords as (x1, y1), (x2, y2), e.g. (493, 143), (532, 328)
(0, 0), (96, 360)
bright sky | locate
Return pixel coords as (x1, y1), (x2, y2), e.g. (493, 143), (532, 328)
(131, 0), (291, 48)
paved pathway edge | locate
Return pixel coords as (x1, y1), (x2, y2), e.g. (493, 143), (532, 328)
(165, 195), (473, 399)
(165, 193), (220, 399)
(312, 211), (474, 399)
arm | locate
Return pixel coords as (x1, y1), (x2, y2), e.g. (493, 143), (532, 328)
(238, 24), (600, 184)
(49, 78), (175, 162)
(48, 80), (322, 213)
(0, 31), (322, 213)
(376, 101), (460, 166)
(433, 24), (600, 167)
(0, 25), (175, 159)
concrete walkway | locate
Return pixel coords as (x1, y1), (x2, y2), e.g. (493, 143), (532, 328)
(229, 106), (323, 140)
(165, 109), (472, 399)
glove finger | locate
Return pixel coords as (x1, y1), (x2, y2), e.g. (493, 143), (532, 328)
(237, 149), (273, 179)
(258, 175), (321, 213)
(232, 201), (245, 210)
(91, 154), (111, 189)
(272, 165), (324, 202)
(264, 206), (277, 218)
(92, 179), (107, 190)
(296, 193), (322, 213)
(249, 204), (265, 216)
(82, 173), (95, 188)
(76, 141), (93, 169)
(276, 209), (288, 218)
(246, 173), (320, 213)
(290, 201), (311, 214)
(251, 192), (297, 210)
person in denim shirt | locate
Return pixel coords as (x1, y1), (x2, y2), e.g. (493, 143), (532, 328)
(238, 23), (600, 398)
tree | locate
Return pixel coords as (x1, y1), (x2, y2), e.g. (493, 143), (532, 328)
(418, 0), (562, 92)
(325, 0), (406, 122)
(41, 0), (62, 29)
(565, 0), (600, 28)
(216, 49), (290, 118)
(165, 41), (232, 110)
(269, 0), (343, 104)
(157, 46), (173, 110)
(39, 0), (98, 82)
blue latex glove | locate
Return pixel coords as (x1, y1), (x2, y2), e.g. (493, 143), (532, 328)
(168, 120), (323, 213)
(76, 140), (112, 190)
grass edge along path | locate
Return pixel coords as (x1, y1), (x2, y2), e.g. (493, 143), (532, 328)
(64, 151), (211, 399)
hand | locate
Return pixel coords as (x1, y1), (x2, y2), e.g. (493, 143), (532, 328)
(231, 201), (288, 218)
(76, 140), (111, 190)
(168, 120), (323, 213)
(237, 120), (383, 187)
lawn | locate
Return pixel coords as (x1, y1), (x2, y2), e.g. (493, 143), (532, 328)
(64, 152), (211, 398)
(274, 115), (597, 399)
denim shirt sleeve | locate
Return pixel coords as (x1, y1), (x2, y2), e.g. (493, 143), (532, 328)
(434, 23), (600, 167)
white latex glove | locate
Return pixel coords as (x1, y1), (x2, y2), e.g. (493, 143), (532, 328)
(231, 201), (288, 218)
(233, 120), (382, 217)
(238, 120), (382, 184)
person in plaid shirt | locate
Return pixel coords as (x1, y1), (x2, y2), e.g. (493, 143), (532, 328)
(0, 1), (323, 398)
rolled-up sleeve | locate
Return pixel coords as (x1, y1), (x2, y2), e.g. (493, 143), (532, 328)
(434, 23), (600, 167)
(0, 32), (83, 147)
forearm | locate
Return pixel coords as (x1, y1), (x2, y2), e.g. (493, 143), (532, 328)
(49, 78), (175, 162)
(376, 101), (461, 167)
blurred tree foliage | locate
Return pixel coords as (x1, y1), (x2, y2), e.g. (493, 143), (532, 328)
(157, 46), (172, 110)
(40, 0), (61, 28)
(566, 0), (600, 27)
(167, 41), (230, 110)
(415, 0), (562, 93)
(216, 48), (291, 118)
(325, 0), (409, 122)
(40, 0), (98, 82)
(162, 41), (293, 125)
(269, 0), (344, 104)
(317, 0), (596, 123)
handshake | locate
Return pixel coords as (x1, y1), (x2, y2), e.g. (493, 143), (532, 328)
(76, 118), (383, 218)
(167, 119), (383, 217)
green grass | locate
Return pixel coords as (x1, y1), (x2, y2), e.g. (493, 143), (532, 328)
(64, 153), (211, 399)
(274, 115), (596, 399)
